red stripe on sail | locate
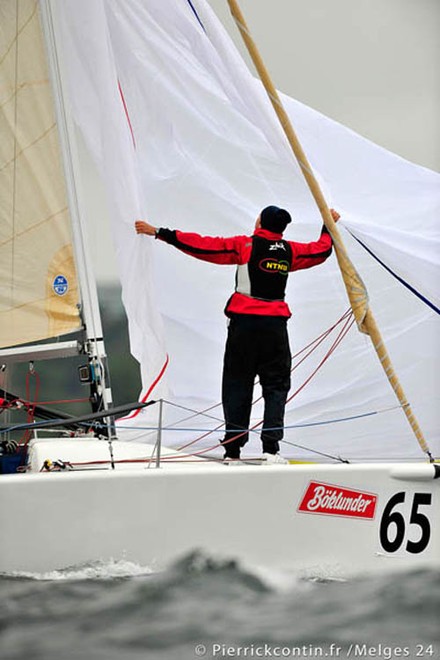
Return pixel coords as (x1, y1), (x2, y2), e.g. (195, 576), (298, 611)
(120, 354), (170, 421)
(118, 80), (136, 149)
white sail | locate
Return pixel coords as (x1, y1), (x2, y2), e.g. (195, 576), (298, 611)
(0, 0), (81, 349)
(52, 0), (440, 459)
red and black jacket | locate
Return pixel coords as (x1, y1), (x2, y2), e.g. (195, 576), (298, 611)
(156, 226), (332, 318)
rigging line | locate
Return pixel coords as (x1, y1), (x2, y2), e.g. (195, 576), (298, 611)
(0, 402), (154, 435)
(62, 452), (440, 468)
(10, 0), (19, 317)
(114, 402), (405, 435)
(283, 406), (401, 429)
(346, 228), (440, 316)
(25, 397), (91, 406)
(176, 312), (355, 451)
(207, 314), (356, 454)
(166, 318), (336, 438)
(115, 311), (355, 456)
(161, 399), (224, 424)
(185, 0), (206, 32)
(181, 316), (355, 449)
(288, 310), (353, 375)
(175, 309), (354, 450)
(286, 315), (356, 403)
(107, 405), (399, 465)
(176, 419), (223, 451)
(144, 318), (357, 461)
(115, 424), (257, 434)
(280, 439), (348, 464)
(218, 314), (355, 447)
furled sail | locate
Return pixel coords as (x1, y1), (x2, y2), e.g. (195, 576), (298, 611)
(53, 0), (440, 459)
(0, 0), (81, 349)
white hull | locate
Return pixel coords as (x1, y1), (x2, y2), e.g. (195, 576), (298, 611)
(1, 440), (438, 576)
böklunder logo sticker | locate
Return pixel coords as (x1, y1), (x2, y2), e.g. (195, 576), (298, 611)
(298, 481), (377, 519)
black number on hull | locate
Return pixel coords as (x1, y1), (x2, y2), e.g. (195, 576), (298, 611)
(380, 492), (432, 554)
(406, 493), (432, 554)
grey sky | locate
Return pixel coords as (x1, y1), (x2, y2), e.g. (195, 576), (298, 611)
(210, 0), (440, 171)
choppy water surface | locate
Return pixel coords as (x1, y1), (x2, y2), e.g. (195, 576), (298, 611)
(1, 553), (439, 660)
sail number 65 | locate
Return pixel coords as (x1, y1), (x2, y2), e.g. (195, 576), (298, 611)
(379, 492), (432, 554)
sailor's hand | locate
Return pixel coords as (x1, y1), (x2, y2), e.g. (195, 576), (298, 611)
(0, 439), (18, 454)
(135, 220), (157, 236)
(330, 208), (340, 222)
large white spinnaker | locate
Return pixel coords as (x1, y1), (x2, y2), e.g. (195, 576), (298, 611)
(53, 0), (440, 459)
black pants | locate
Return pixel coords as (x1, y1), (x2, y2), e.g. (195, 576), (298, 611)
(221, 316), (291, 458)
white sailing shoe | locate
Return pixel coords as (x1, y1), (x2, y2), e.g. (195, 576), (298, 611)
(261, 453), (289, 465)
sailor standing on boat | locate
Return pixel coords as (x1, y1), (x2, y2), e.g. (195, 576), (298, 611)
(135, 206), (339, 464)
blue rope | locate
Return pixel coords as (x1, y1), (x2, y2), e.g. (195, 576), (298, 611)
(113, 408), (385, 433)
(346, 228), (440, 316)
(185, 0), (206, 32)
(0, 408), (398, 436)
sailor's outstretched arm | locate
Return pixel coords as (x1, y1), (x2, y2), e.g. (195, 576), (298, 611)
(135, 220), (243, 265)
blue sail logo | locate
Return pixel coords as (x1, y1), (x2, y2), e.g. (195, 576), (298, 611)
(53, 274), (69, 296)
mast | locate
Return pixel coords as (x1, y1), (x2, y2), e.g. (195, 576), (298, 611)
(226, 0), (433, 461)
(38, 0), (113, 418)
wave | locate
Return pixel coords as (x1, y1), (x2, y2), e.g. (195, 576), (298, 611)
(0, 549), (341, 592)
(1, 557), (153, 582)
(3, 548), (438, 589)
(1, 550), (439, 660)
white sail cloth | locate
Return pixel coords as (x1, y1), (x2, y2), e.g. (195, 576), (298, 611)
(53, 0), (440, 459)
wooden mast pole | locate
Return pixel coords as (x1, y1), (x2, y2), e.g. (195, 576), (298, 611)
(226, 0), (432, 460)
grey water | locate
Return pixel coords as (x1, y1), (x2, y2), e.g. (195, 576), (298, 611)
(0, 553), (439, 660)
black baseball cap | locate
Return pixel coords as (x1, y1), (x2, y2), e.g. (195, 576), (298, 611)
(260, 205), (292, 233)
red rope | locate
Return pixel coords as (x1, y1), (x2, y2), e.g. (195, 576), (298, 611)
(29, 310), (355, 466)
(177, 309), (353, 452)
(174, 308), (353, 439)
(37, 315), (356, 471)
(286, 313), (356, 403)
(26, 397), (91, 406)
(173, 313), (356, 460)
